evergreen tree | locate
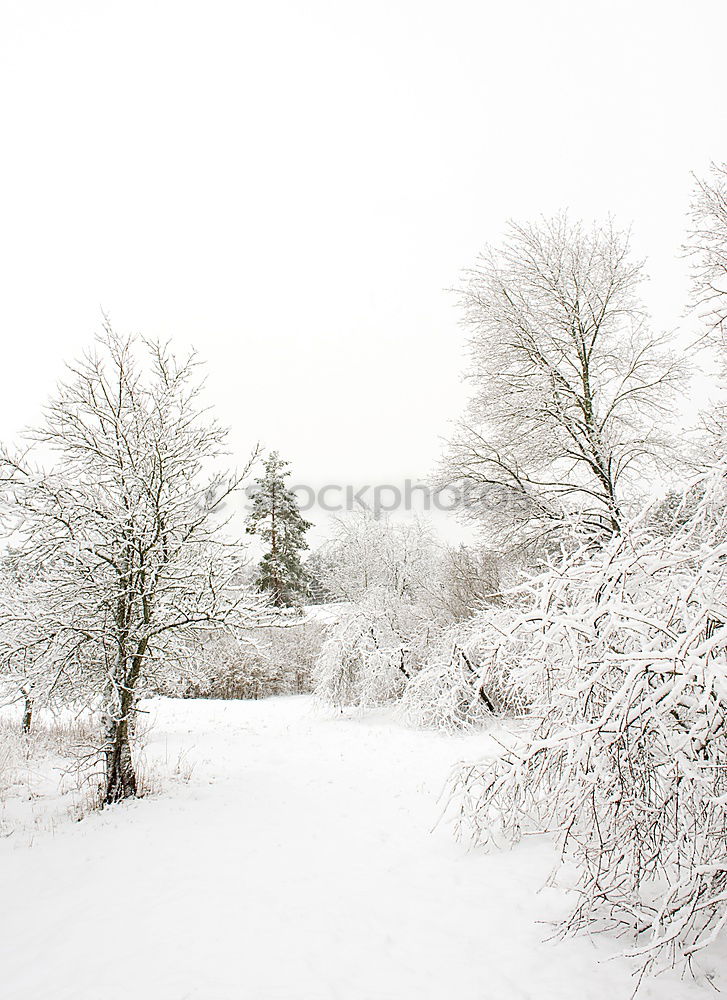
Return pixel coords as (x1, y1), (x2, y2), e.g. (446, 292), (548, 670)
(246, 452), (312, 606)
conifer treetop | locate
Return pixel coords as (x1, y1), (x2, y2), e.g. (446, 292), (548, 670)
(246, 451), (312, 607)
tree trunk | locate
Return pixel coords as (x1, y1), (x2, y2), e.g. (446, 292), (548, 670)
(104, 714), (137, 804)
(104, 635), (147, 804)
(21, 691), (33, 734)
(103, 678), (139, 804)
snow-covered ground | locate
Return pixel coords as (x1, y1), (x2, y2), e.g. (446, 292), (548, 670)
(0, 696), (721, 999)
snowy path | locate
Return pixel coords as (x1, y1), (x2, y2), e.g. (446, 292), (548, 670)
(0, 696), (717, 1000)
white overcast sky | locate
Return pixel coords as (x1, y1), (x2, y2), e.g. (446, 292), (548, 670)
(0, 0), (725, 538)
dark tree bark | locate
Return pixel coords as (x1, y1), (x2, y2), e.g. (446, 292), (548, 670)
(21, 689), (33, 734)
(103, 636), (147, 803)
(103, 673), (137, 803)
(104, 701), (137, 804)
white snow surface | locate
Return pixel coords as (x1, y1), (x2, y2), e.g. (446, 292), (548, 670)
(0, 695), (722, 1000)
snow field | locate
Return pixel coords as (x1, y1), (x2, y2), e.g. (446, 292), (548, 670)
(0, 696), (720, 999)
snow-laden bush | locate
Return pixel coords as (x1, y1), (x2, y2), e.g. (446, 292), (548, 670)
(176, 633), (276, 700)
(170, 618), (326, 700)
(314, 588), (442, 709)
(450, 467), (727, 974)
(401, 611), (530, 730)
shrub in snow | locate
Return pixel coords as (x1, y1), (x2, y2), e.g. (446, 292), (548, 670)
(168, 617), (326, 700)
(196, 636), (278, 700)
(402, 611), (529, 730)
(313, 589), (441, 709)
(256, 619), (325, 696)
(449, 467), (727, 974)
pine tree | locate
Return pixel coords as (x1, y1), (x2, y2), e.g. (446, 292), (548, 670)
(246, 452), (312, 606)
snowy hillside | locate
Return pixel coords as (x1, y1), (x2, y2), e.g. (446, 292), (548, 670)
(0, 695), (721, 1000)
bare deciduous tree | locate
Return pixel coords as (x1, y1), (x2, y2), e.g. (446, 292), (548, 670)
(684, 162), (727, 454)
(314, 511), (440, 604)
(0, 330), (266, 803)
(685, 161), (727, 347)
(442, 215), (685, 547)
(437, 544), (506, 620)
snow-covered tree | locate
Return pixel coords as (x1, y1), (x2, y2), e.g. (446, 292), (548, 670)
(314, 511), (440, 606)
(686, 161), (727, 349)
(246, 452), (312, 607)
(314, 587), (440, 709)
(442, 215), (685, 548)
(0, 550), (76, 732)
(0, 330), (266, 803)
(684, 162), (727, 453)
(402, 607), (529, 731)
(312, 516), (514, 710)
(437, 544), (507, 620)
(449, 465), (727, 974)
